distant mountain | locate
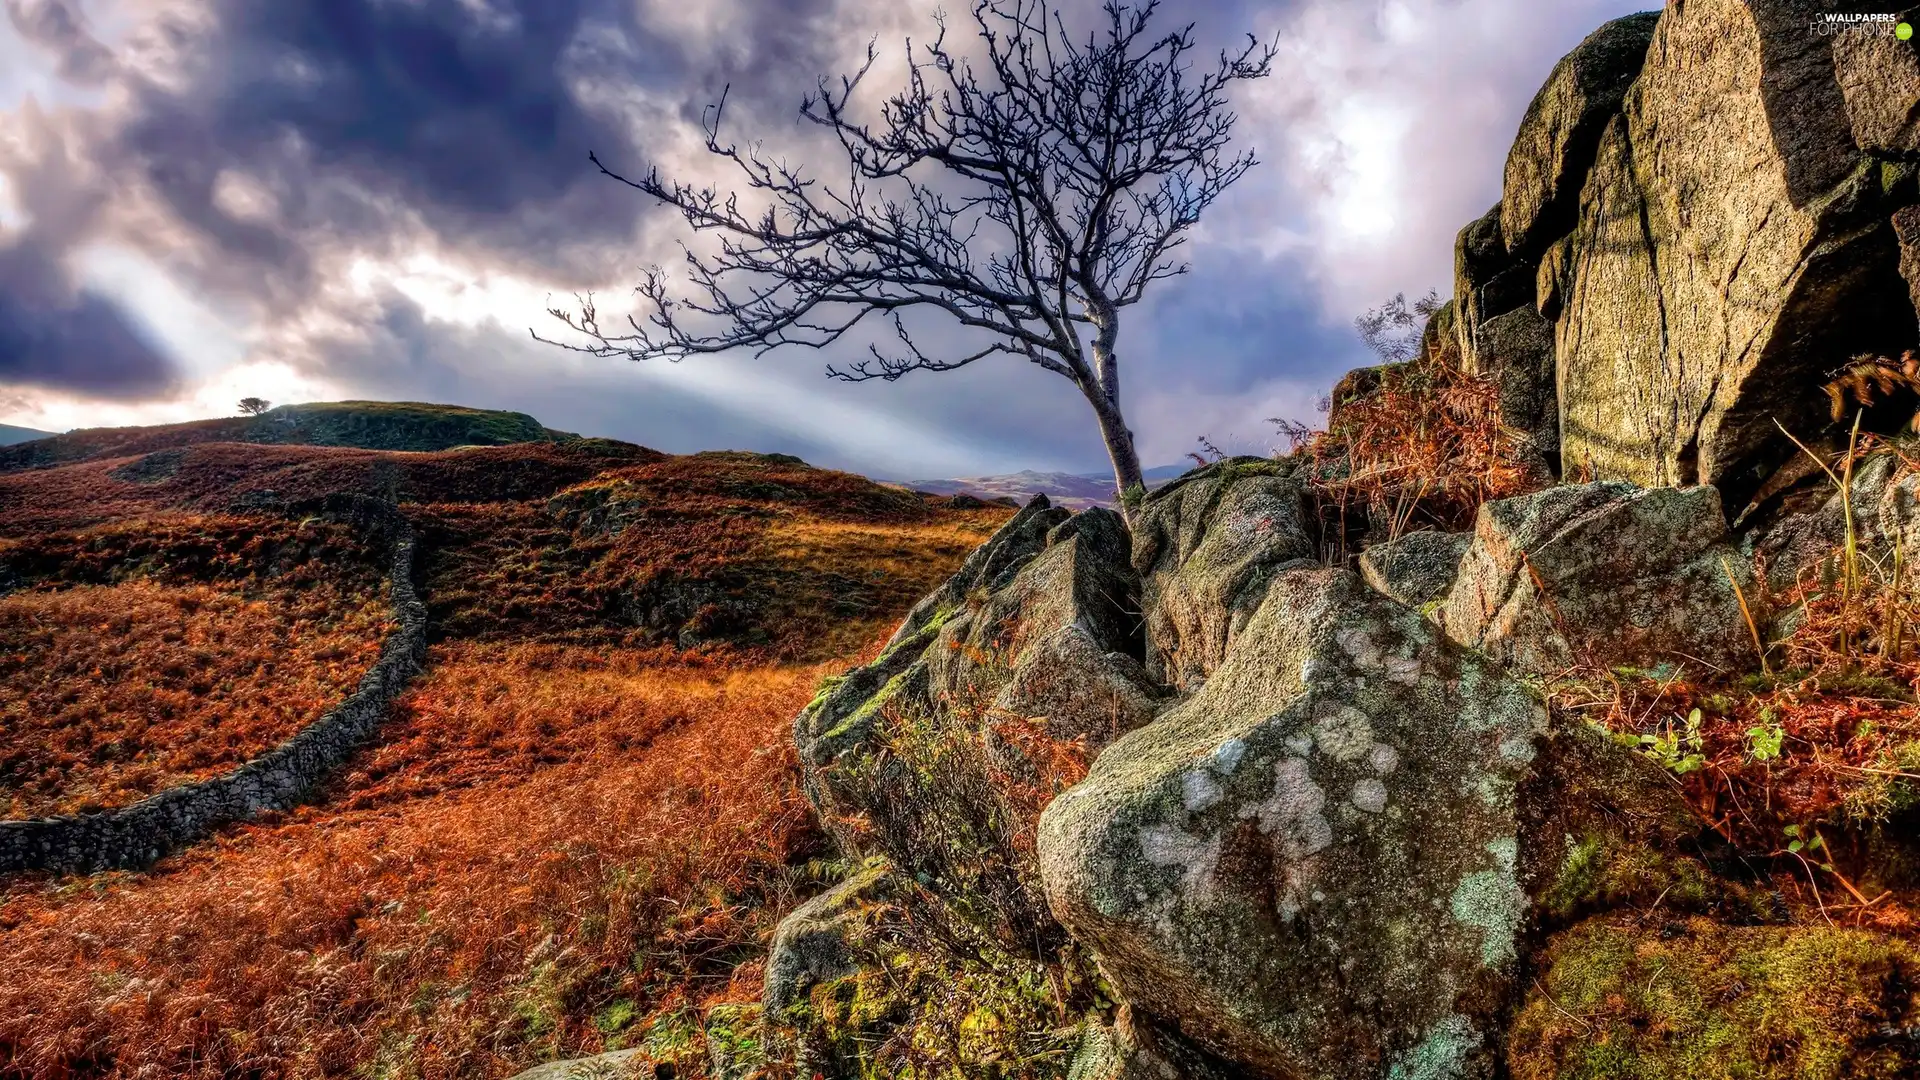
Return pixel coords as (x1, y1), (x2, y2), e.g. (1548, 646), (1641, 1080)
(0, 401), (598, 472)
(0, 424), (57, 446)
(903, 463), (1195, 510)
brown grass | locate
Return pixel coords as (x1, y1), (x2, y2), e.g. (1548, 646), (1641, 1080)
(0, 643), (826, 1080)
(1284, 355), (1541, 558)
(0, 579), (391, 817)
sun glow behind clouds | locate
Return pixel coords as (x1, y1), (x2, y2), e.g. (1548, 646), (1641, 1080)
(73, 243), (250, 380)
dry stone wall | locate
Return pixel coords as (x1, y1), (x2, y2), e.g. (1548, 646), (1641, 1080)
(0, 495), (429, 876)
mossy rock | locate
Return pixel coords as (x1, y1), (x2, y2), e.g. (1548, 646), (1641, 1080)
(1510, 917), (1920, 1079)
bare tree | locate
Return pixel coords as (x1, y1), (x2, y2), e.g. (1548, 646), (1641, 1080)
(540, 0), (1274, 514)
(237, 397), (272, 416)
(1353, 291), (1441, 365)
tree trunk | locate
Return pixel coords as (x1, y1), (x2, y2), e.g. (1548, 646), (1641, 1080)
(1087, 389), (1145, 523)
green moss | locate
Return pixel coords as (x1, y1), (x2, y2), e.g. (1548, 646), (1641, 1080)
(1536, 831), (1717, 923)
(1510, 918), (1919, 1080)
(821, 669), (914, 743)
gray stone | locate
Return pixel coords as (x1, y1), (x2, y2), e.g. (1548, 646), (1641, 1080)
(1555, 0), (1917, 494)
(1833, 8), (1920, 155)
(505, 1049), (654, 1080)
(1899, 205), (1920, 332)
(1132, 461), (1316, 689)
(1452, 206), (1533, 373)
(1438, 482), (1756, 677)
(1359, 530), (1473, 609)
(1475, 304), (1560, 466)
(764, 863), (892, 1018)
(1501, 12), (1661, 262)
(1039, 567), (1698, 1080)
(1067, 1008), (1240, 1080)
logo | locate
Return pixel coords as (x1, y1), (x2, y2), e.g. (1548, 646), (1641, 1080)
(1810, 12), (1910, 37)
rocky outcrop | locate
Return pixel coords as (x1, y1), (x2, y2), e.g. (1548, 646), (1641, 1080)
(1555, 0), (1919, 496)
(763, 862), (893, 1020)
(1899, 205), (1920, 324)
(1438, 483), (1755, 677)
(1501, 12), (1662, 262)
(1358, 529), (1472, 608)
(1037, 565), (1712, 1080)
(0, 496), (428, 876)
(791, 498), (1157, 951)
(1130, 460), (1316, 690)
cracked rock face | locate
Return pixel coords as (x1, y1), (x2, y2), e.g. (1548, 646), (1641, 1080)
(1555, 0), (1918, 494)
(1131, 462), (1316, 690)
(1038, 568), (1551, 1080)
(1438, 482), (1754, 678)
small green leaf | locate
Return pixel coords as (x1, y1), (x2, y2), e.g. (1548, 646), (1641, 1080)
(1788, 839), (1804, 853)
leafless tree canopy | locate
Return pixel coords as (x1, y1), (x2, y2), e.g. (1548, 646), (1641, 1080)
(541, 0), (1274, 505)
(1354, 291), (1441, 365)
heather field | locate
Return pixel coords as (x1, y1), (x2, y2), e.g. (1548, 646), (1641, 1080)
(0, 439), (1005, 1079)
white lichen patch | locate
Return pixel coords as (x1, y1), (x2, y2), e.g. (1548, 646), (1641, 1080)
(1211, 737), (1247, 774)
(1383, 655), (1423, 685)
(1139, 824), (1221, 897)
(1182, 769), (1224, 812)
(1351, 777), (1389, 813)
(1448, 837), (1527, 968)
(1369, 743), (1401, 774)
(1386, 1013), (1479, 1080)
(1313, 704), (1376, 762)
(1241, 757), (1335, 921)
(1336, 626), (1384, 669)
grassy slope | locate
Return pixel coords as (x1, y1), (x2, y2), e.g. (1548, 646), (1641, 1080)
(0, 432), (1008, 1079)
(0, 401), (606, 473)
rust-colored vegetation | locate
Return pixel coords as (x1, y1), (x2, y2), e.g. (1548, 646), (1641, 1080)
(0, 579), (391, 817)
(1282, 355), (1542, 558)
(0, 439), (1006, 1079)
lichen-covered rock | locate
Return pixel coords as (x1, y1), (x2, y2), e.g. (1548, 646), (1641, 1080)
(1438, 482), (1755, 677)
(881, 495), (1072, 654)
(1833, 9), (1920, 156)
(1899, 205), (1920, 324)
(505, 1049), (655, 1080)
(1453, 206), (1536, 372)
(1131, 460), (1315, 689)
(1067, 1008), (1241, 1080)
(1473, 305), (1559, 468)
(1501, 11), (1661, 262)
(1510, 918), (1920, 1080)
(791, 503), (1155, 951)
(764, 862), (895, 1019)
(1555, 0), (1918, 495)
(1359, 530), (1472, 609)
(1038, 568), (1706, 1080)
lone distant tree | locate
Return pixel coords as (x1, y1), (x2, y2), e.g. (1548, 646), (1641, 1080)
(542, 0), (1274, 514)
(237, 397), (272, 416)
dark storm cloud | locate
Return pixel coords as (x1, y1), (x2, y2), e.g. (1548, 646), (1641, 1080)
(0, 240), (179, 398)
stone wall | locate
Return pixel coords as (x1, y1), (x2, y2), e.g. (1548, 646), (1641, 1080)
(0, 496), (429, 876)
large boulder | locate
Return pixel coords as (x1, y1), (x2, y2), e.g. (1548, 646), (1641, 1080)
(792, 501), (1158, 951)
(764, 862), (894, 1020)
(1555, 0), (1919, 498)
(1358, 529), (1473, 609)
(1038, 568), (1710, 1080)
(1130, 460), (1316, 690)
(1501, 11), (1662, 262)
(1475, 304), (1560, 468)
(1438, 483), (1756, 677)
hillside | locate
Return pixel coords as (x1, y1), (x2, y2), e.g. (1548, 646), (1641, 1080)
(0, 401), (585, 472)
(0, 419), (1008, 1079)
(0, 424), (55, 446)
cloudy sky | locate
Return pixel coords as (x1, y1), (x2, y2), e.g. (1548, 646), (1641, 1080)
(0, 0), (1653, 479)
